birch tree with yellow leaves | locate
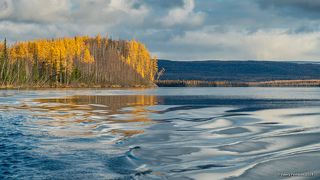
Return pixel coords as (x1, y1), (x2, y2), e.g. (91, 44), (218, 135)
(0, 35), (158, 87)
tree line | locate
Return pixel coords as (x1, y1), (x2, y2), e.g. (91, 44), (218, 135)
(0, 35), (158, 88)
(156, 80), (320, 87)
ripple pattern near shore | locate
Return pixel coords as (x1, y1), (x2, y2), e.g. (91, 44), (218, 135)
(1, 88), (320, 179)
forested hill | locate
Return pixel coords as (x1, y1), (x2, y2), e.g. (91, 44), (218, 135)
(158, 60), (320, 82)
(0, 35), (158, 88)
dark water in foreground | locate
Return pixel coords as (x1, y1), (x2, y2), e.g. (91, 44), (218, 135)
(1, 87), (320, 180)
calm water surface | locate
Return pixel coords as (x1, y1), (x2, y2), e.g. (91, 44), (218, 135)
(1, 87), (320, 179)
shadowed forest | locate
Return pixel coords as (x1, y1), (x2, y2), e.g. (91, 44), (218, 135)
(156, 60), (320, 87)
(0, 35), (158, 88)
(156, 80), (320, 87)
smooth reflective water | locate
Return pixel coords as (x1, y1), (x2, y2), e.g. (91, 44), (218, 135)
(1, 87), (320, 179)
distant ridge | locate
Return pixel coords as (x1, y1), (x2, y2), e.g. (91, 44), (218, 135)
(158, 59), (320, 82)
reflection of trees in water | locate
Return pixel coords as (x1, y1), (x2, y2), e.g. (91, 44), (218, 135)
(35, 95), (158, 116)
(14, 95), (158, 139)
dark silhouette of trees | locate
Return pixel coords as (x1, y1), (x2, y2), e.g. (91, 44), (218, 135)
(156, 80), (320, 87)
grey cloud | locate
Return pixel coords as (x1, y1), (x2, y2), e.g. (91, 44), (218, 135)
(258, 0), (320, 19)
(0, 0), (203, 29)
(259, 0), (320, 10)
(0, 0), (150, 25)
(0, 1), (8, 10)
(138, 0), (184, 9)
(1, 0), (320, 61)
(0, 0), (70, 23)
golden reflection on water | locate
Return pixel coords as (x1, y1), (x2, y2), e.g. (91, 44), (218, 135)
(14, 95), (159, 140)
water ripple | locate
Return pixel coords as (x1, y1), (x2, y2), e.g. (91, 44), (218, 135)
(1, 88), (320, 179)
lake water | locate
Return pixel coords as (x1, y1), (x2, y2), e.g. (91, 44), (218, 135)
(1, 87), (320, 180)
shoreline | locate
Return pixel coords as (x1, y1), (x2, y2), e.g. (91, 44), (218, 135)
(0, 83), (158, 90)
(156, 80), (320, 87)
(1, 80), (320, 89)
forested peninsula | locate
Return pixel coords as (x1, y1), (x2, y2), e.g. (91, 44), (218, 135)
(0, 35), (158, 88)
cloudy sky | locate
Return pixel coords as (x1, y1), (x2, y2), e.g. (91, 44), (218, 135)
(1, 0), (320, 61)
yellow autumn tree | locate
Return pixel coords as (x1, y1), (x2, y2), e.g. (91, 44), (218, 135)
(83, 48), (94, 63)
(2, 35), (157, 87)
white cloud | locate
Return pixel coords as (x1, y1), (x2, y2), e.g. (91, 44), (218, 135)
(0, 0), (70, 22)
(0, 0), (13, 19)
(0, 0), (149, 25)
(161, 0), (205, 27)
(167, 28), (320, 60)
(1, 0), (320, 61)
